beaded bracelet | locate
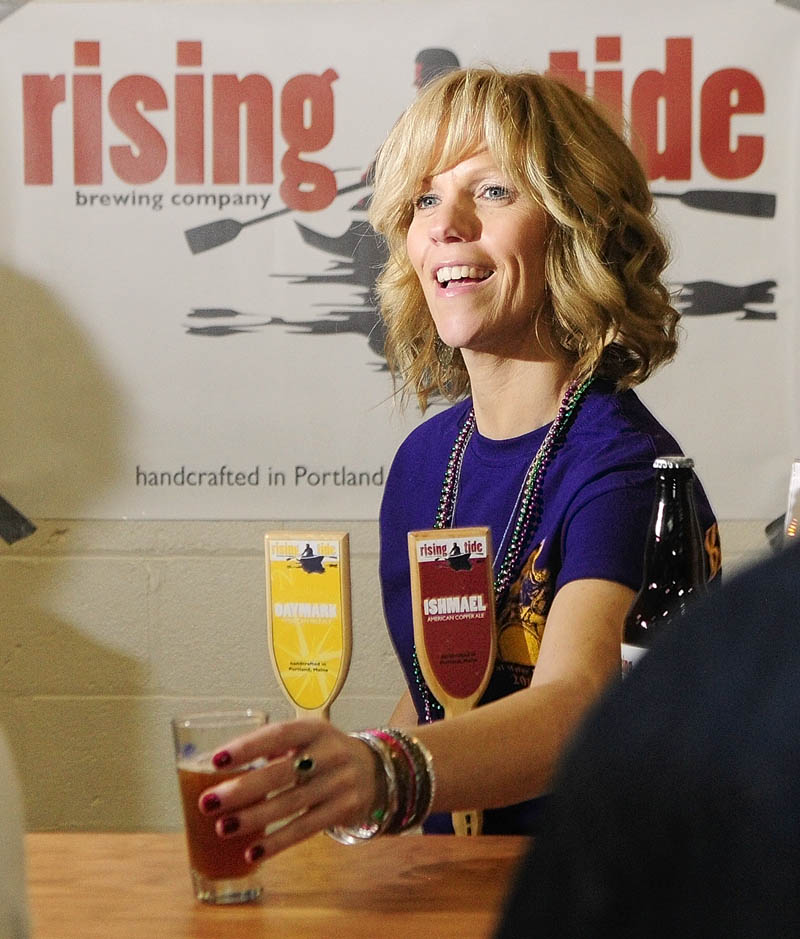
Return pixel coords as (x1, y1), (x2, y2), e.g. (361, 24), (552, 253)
(326, 731), (398, 845)
(385, 729), (436, 831)
(373, 730), (418, 831)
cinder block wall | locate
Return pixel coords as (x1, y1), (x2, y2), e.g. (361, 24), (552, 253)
(0, 518), (405, 831)
(0, 517), (773, 831)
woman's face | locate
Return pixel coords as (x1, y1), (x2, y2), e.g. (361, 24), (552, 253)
(406, 148), (550, 359)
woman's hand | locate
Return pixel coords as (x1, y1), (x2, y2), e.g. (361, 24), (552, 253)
(197, 719), (378, 862)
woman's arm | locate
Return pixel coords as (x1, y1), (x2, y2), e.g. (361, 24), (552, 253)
(417, 577), (633, 811)
(196, 577), (632, 857)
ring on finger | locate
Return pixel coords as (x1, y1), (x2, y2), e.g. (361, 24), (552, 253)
(293, 753), (316, 784)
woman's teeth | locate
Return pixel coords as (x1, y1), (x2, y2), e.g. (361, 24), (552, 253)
(436, 266), (492, 285)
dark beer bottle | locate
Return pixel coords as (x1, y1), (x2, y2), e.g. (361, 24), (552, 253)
(621, 456), (707, 672)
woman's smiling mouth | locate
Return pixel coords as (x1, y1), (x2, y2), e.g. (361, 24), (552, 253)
(435, 265), (494, 288)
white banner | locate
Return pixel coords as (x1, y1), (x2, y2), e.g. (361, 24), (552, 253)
(1, 0), (798, 520)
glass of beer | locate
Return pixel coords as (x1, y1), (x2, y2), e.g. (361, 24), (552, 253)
(171, 709), (268, 904)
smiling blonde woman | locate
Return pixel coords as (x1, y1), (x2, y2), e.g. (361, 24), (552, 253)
(194, 68), (720, 856)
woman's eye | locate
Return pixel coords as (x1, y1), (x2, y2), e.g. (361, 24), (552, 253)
(414, 193), (438, 210)
(482, 184), (511, 201)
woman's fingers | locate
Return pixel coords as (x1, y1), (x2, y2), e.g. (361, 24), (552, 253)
(216, 763), (349, 839)
(211, 718), (327, 770)
(244, 772), (371, 860)
(198, 722), (376, 842)
(199, 753), (293, 817)
(200, 723), (352, 813)
(203, 718), (336, 811)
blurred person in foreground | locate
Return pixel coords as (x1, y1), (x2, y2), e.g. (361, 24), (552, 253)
(194, 68), (719, 856)
(0, 728), (31, 938)
(496, 540), (800, 938)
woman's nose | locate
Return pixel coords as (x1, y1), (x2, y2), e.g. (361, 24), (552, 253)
(429, 198), (479, 243)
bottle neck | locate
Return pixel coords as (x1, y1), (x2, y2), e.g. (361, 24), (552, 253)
(641, 468), (706, 587)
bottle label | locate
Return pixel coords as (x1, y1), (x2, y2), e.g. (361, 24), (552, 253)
(621, 642), (647, 677)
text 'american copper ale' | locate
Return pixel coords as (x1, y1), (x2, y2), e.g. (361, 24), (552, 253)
(621, 456), (707, 673)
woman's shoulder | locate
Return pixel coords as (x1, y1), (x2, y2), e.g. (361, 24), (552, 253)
(565, 379), (718, 529)
(573, 380), (681, 458)
(557, 380), (693, 504)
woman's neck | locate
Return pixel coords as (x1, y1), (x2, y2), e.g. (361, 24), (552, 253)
(463, 352), (575, 440)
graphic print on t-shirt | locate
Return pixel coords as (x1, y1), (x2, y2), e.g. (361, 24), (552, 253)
(704, 522), (722, 580)
(497, 540), (552, 670)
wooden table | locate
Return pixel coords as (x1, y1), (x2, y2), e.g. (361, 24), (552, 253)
(27, 831), (530, 938)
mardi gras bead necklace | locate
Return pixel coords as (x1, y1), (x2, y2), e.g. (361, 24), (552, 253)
(412, 375), (595, 722)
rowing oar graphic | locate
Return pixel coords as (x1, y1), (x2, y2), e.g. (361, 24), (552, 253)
(652, 189), (776, 218)
(184, 179), (367, 254)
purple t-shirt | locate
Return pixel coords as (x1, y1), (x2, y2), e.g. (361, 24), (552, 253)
(379, 380), (720, 835)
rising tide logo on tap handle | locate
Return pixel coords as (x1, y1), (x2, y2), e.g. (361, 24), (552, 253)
(265, 532), (352, 720)
(408, 527), (497, 836)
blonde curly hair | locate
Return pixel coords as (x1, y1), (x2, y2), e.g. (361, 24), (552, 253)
(368, 68), (679, 411)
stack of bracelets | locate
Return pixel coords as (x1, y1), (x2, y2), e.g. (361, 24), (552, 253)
(326, 728), (436, 843)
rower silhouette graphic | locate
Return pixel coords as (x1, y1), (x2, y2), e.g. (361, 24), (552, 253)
(675, 280), (777, 320)
(447, 542), (473, 572)
(184, 49), (461, 358)
(297, 544), (325, 574)
(265, 47), (461, 360)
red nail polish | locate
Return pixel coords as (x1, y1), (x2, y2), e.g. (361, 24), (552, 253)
(201, 793), (221, 813)
(213, 750), (232, 768)
(221, 816), (240, 835)
(248, 844), (266, 863)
